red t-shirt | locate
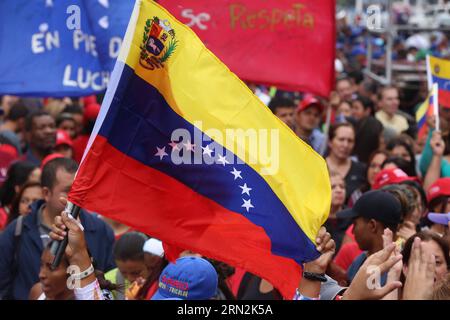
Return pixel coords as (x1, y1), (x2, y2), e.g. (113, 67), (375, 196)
(0, 207), (8, 230)
(345, 224), (356, 242)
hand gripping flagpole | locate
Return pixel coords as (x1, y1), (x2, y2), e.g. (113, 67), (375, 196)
(50, 201), (81, 269)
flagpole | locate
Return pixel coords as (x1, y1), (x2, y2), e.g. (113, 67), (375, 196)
(50, 201), (81, 269)
(434, 82), (440, 132)
(320, 103), (332, 156)
(426, 55), (433, 91)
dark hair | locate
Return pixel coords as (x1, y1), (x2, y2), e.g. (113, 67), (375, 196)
(63, 104), (83, 115)
(355, 150), (389, 193)
(377, 85), (399, 101)
(56, 113), (76, 127)
(328, 122), (355, 141)
(113, 231), (148, 262)
(82, 119), (96, 136)
(352, 94), (375, 115)
(386, 138), (416, 176)
(368, 149), (389, 168)
(433, 274), (450, 300)
(41, 158), (78, 190)
(206, 258), (236, 300)
(348, 70), (364, 85)
(7, 182), (42, 225)
(0, 161), (37, 207)
(6, 101), (29, 121)
(135, 256), (169, 300)
(25, 110), (52, 132)
(429, 195), (449, 213)
(381, 184), (415, 223)
(268, 97), (295, 114)
(95, 269), (122, 294)
(353, 117), (384, 163)
(382, 156), (416, 177)
(401, 231), (450, 283)
(361, 80), (379, 96)
(400, 180), (427, 214)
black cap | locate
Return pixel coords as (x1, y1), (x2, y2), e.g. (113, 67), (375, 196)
(337, 190), (402, 226)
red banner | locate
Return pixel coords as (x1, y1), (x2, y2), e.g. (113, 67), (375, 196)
(159, 0), (336, 97)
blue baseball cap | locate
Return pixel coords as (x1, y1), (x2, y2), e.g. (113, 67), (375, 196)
(427, 212), (450, 225)
(151, 256), (218, 300)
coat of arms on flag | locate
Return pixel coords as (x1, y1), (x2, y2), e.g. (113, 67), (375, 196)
(140, 16), (178, 70)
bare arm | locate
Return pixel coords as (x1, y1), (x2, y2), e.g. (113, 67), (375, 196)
(423, 131), (445, 190)
(296, 227), (335, 299)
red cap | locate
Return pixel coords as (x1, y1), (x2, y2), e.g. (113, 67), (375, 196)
(40, 153), (65, 170)
(81, 95), (97, 106)
(83, 103), (101, 123)
(297, 94), (325, 113)
(372, 168), (418, 190)
(56, 130), (73, 148)
(427, 178), (450, 203)
(0, 144), (18, 159)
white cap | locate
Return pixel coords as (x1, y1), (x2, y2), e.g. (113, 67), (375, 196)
(143, 238), (164, 257)
(335, 59), (344, 73)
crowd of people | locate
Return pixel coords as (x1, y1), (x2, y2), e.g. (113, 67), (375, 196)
(0, 13), (449, 301)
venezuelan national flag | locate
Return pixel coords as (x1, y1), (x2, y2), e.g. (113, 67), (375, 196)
(427, 55), (450, 108)
(68, 0), (330, 299)
(416, 83), (439, 139)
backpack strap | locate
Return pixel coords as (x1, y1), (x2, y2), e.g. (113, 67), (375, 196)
(12, 215), (25, 274)
(3, 216), (24, 299)
(14, 215), (24, 237)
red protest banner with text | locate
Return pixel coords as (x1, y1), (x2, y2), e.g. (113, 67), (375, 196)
(159, 0), (336, 97)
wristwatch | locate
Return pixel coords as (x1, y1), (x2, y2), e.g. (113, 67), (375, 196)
(302, 271), (327, 282)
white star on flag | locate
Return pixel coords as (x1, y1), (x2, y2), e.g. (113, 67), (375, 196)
(241, 199), (254, 212)
(155, 146), (168, 160)
(217, 154), (229, 166)
(98, 16), (109, 29)
(230, 167), (242, 180)
(98, 0), (109, 8)
(239, 183), (252, 196)
(183, 140), (196, 151)
(202, 144), (213, 157)
(168, 141), (180, 151)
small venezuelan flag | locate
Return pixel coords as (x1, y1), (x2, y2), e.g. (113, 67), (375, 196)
(427, 55), (450, 108)
(68, 0), (331, 299)
(416, 83), (439, 139)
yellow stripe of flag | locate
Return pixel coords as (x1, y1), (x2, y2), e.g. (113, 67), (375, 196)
(119, 0), (331, 243)
(429, 55), (450, 80)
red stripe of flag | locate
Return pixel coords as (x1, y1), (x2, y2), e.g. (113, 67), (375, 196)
(70, 136), (302, 299)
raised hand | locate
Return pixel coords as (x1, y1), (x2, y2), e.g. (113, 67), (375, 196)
(342, 243), (402, 300)
(304, 226), (336, 274)
(402, 237), (435, 300)
(430, 130), (445, 157)
(49, 197), (88, 262)
(381, 228), (403, 300)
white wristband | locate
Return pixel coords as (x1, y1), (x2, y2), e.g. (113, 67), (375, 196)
(71, 264), (95, 280)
